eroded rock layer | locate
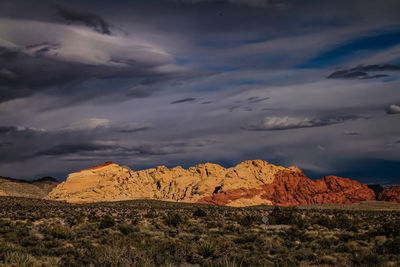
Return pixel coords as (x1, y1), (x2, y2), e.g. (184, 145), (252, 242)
(46, 160), (288, 205)
(198, 169), (376, 206)
(46, 160), (381, 206)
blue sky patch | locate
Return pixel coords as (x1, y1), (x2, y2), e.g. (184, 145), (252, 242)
(299, 28), (400, 68)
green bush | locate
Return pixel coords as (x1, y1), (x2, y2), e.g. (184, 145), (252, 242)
(268, 207), (304, 227)
(376, 236), (400, 254)
(209, 257), (243, 267)
(378, 219), (400, 237)
(351, 247), (381, 266)
(4, 251), (37, 267)
(50, 224), (71, 239)
(197, 240), (218, 259)
(164, 212), (186, 227)
(193, 208), (207, 217)
(118, 222), (139, 235)
(87, 240), (139, 266)
(99, 214), (115, 229)
(237, 214), (259, 227)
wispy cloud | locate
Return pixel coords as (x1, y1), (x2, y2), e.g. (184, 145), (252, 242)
(387, 104), (400, 114)
(242, 115), (361, 131)
(170, 97), (198, 104)
(344, 131), (361, 136)
(247, 96), (270, 103)
(327, 64), (400, 79)
(61, 118), (111, 131)
(117, 123), (152, 133)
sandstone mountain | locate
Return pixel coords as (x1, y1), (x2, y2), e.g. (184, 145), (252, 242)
(379, 186), (400, 203)
(199, 170), (375, 206)
(46, 160), (382, 206)
(0, 176), (59, 198)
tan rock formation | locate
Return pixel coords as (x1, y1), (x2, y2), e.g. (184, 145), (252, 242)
(46, 160), (287, 204)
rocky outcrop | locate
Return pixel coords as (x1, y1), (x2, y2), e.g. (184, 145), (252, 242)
(378, 186), (400, 203)
(46, 160), (380, 206)
(0, 176), (58, 198)
(198, 169), (376, 206)
(46, 160), (288, 205)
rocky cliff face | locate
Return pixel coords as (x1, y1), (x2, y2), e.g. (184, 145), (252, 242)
(379, 186), (400, 203)
(198, 170), (375, 206)
(46, 160), (287, 205)
(46, 160), (380, 206)
(0, 176), (59, 198)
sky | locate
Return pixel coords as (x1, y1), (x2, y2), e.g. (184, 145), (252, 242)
(0, 0), (399, 184)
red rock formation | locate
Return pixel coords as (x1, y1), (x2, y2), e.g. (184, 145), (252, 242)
(378, 186), (400, 203)
(76, 161), (114, 173)
(198, 170), (375, 206)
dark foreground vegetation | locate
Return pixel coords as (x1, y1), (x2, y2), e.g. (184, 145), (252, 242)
(0, 197), (399, 266)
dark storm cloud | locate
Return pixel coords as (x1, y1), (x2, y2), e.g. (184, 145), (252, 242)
(0, 125), (47, 162)
(0, 125), (44, 135)
(117, 123), (152, 133)
(0, 5), (181, 104)
(0, 126), (19, 134)
(55, 5), (112, 35)
(0, 68), (18, 80)
(0, 46), (100, 102)
(0, 120), (214, 165)
(37, 143), (113, 156)
(242, 115), (362, 131)
(127, 85), (155, 98)
(170, 97), (198, 104)
(312, 158), (400, 185)
(0, 44), (175, 103)
(36, 140), (205, 159)
(0, 121), (142, 163)
(247, 96), (270, 103)
(175, 0), (287, 8)
(327, 64), (400, 79)
(25, 42), (61, 56)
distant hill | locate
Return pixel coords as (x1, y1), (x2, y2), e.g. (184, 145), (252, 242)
(0, 176), (59, 198)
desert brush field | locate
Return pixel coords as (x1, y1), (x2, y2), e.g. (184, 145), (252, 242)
(0, 197), (399, 266)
